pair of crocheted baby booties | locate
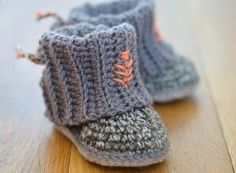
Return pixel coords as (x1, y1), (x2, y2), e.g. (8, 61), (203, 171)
(19, 0), (199, 167)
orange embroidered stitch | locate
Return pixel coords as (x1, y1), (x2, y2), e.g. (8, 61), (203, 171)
(113, 49), (133, 87)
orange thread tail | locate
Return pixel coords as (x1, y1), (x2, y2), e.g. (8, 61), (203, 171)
(16, 50), (25, 59)
(35, 10), (64, 24)
(15, 46), (44, 65)
(36, 11), (55, 20)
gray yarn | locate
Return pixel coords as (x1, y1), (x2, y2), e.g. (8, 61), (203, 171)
(50, 0), (199, 102)
(56, 106), (169, 167)
(73, 107), (167, 153)
(39, 23), (152, 126)
(39, 23), (169, 166)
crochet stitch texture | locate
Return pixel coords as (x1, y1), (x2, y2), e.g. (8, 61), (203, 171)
(40, 23), (152, 125)
(57, 106), (169, 167)
(39, 23), (169, 166)
(51, 0), (199, 102)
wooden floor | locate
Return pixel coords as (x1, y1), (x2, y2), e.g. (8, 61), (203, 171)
(0, 0), (235, 172)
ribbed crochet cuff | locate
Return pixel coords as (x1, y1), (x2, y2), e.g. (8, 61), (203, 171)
(40, 23), (152, 126)
(67, 0), (167, 77)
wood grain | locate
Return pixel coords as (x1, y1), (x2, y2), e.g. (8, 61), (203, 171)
(0, 0), (235, 172)
(183, 0), (236, 169)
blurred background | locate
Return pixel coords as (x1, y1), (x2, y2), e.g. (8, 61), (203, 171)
(0, 0), (235, 172)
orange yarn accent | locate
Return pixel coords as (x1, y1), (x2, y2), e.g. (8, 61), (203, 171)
(153, 15), (163, 43)
(120, 50), (130, 60)
(15, 47), (44, 65)
(36, 11), (56, 20)
(113, 49), (133, 87)
(35, 10), (64, 24)
(16, 49), (25, 59)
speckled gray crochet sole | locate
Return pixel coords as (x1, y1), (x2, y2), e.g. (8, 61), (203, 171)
(55, 107), (169, 167)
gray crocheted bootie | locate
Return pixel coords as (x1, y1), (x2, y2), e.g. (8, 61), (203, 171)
(48, 0), (199, 102)
(38, 23), (169, 167)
